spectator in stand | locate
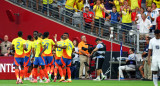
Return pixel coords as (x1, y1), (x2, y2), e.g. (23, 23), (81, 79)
(83, 6), (94, 34)
(132, 9), (137, 24)
(57, 0), (66, 18)
(153, 0), (160, 9)
(0, 35), (12, 56)
(144, 6), (155, 32)
(146, 0), (153, 8)
(136, 14), (152, 39)
(109, 0), (120, 12)
(139, 36), (152, 80)
(141, 0), (146, 9)
(150, 2), (159, 32)
(156, 9), (160, 30)
(105, 6), (120, 39)
(74, 0), (84, 11)
(136, 7), (145, 30)
(93, 0), (105, 36)
(121, 1), (132, 43)
(64, 0), (77, 24)
(130, 0), (139, 10)
(43, 0), (53, 16)
(78, 35), (90, 79)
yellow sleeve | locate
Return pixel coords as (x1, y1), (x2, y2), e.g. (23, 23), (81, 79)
(100, 4), (104, 9)
(32, 42), (35, 48)
(51, 39), (55, 45)
(11, 39), (15, 45)
(93, 5), (96, 9)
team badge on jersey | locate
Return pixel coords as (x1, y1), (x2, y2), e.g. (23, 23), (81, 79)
(156, 45), (159, 49)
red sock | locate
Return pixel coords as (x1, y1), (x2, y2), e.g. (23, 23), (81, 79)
(15, 69), (19, 80)
(20, 70), (24, 80)
(40, 69), (44, 79)
(46, 66), (51, 74)
(54, 68), (57, 76)
(43, 69), (49, 79)
(33, 68), (37, 79)
(24, 66), (28, 78)
(66, 67), (71, 79)
(63, 68), (66, 78)
(31, 69), (34, 77)
(58, 66), (63, 77)
(37, 73), (40, 77)
(50, 65), (54, 74)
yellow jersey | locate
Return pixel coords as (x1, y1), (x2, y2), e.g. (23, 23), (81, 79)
(65, 0), (76, 10)
(93, 4), (104, 19)
(42, 38), (55, 56)
(55, 40), (65, 59)
(63, 39), (74, 59)
(122, 8), (132, 23)
(146, 0), (153, 7)
(131, 0), (139, 10)
(24, 40), (33, 57)
(32, 39), (42, 57)
(114, 0), (120, 12)
(43, 0), (53, 4)
(74, 0), (84, 11)
(153, 0), (160, 8)
(12, 37), (26, 58)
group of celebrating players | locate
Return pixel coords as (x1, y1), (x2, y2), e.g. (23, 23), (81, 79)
(11, 31), (74, 84)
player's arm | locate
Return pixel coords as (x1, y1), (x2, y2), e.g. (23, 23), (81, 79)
(23, 44), (28, 51)
(39, 45), (47, 57)
(56, 45), (67, 49)
(91, 48), (98, 56)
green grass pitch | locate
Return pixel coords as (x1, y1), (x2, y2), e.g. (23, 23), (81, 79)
(0, 80), (158, 86)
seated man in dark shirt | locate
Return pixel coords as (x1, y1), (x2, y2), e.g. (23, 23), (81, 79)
(139, 36), (152, 80)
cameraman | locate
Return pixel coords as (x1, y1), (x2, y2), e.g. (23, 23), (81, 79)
(91, 38), (106, 81)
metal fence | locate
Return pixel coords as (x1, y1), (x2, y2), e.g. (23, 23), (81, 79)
(8, 0), (153, 53)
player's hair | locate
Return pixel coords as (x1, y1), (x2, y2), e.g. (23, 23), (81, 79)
(61, 35), (63, 39)
(27, 35), (32, 40)
(154, 29), (160, 34)
(130, 48), (135, 53)
(33, 31), (38, 34)
(95, 38), (102, 42)
(38, 33), (42, 37)
(18, 31), (23, 37)
(64, 33), (69, 37)
(43, 32), (49, 38)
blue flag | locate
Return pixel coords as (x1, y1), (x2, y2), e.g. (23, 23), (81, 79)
(120, 42), (123, 57)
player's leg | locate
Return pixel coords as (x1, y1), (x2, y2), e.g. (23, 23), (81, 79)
(151, 59), (158, 86)
(118, 65), (126, 79)
(13, 58), (21, 84)
(66, 59), (72, 82)
(24, 56), (30, 80)
(55, 59), (64, 82)
(19, 58), (25, 84)
(47, 56), (54, 81)
(139, 65), (144, 79)
(94, 58), (101, 81)
(31, 57), (39, 83)
(39, 56), (50, 83)
(59, 57), (67, 82)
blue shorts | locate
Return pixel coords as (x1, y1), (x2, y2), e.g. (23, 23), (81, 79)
(55, 59), (61, 66)
(43, 56), (54, 65)
(33, 57), (45, 66)
(24, 56), (31, 66)
(43, 4), (52, 12)
(59, 56), (72, 67)
(13, 58), (25, 66)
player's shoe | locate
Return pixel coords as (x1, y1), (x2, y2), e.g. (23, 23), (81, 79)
(30, 79), (37, 83)
(101, 76), (106, 80)
(53, 76), (57, 82)
(93, 78), (101, 81)
(49, 74), (52, 81)
(45, 79), (50, 83)
(39, 79), (44, 83)
(59, 78), (65, 82)
(120, 77), (125, 80)
(16, 80), (19, 84)
(19, 79), (23, 84)
(66, 79), (72, 83)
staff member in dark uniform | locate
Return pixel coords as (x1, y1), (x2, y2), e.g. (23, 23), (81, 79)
(91, 38), (106, 81)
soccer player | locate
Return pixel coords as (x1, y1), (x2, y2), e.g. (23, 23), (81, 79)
(11, 31), (27, 84)
(42, 32), (55, 81)
(54, 35), (65, 82)
(24, 35), (33, 80)
(148, 29), (160, 86)
(31, 31), (50, 83)
(57, 33), (75, 82)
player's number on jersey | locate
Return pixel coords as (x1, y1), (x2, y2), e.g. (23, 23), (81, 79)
(57, 44), (62, 51)
(68, 43), (72, 50)
(45, 43), (49, 49)
(16, 42), (20, 49)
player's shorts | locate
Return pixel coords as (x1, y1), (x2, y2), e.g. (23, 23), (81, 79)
(95, 58), (104, 69)
(55, 59), (61, 66)
(13, 57), (25, 66)
(43, 56), (54, 65)
(24, 56), (31, 66)
(151, 58), (160, 71)
(59, 56), (72, 67)
(33, 57), (45, 66)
